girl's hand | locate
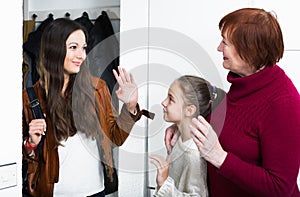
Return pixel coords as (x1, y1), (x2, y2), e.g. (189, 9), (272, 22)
(113, 66), (138, 114)
(149, 154), (171, 188)
(164, 124), (180, 154)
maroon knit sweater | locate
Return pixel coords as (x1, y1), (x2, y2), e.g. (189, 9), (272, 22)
(208, 65), (300, 197)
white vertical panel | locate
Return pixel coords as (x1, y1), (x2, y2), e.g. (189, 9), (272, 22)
(119, 0), (150, 196)
(278, 51), (300, 92)
(0, 0), (22, 196)
(28, 0), (120, 12)
(149, 0), (250, 91)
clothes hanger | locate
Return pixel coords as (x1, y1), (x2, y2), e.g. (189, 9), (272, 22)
(65, 12), (70, 18)
(32, 14), (37, 20)
(82, 11), (89, 18)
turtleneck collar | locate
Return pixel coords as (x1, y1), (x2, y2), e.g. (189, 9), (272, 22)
(227, 65), (283, 101)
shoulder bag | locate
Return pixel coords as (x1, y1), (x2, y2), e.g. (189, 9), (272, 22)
(22, 86), (44, 197)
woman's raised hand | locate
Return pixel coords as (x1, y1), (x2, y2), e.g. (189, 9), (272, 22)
(113, 66), (138, 114)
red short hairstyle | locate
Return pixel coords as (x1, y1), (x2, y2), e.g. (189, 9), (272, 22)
(219, 8), (284, 70)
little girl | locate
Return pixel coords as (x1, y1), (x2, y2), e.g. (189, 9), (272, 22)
(150, 75), (225, 196)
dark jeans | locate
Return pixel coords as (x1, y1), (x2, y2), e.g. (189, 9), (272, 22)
(87, 190), (105, 197)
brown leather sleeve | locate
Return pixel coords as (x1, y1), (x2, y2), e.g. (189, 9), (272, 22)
(94, 78), (136, 146)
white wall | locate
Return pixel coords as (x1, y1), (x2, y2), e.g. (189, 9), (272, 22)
(119, 0), (150, 196)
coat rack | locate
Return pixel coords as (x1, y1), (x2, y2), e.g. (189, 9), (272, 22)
(28, 6), (120, 22)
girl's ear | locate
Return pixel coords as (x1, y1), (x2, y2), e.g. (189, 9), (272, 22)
(185, 105), (197, 117)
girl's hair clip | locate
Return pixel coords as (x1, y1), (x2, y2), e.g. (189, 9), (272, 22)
(212, 85), (217, 99)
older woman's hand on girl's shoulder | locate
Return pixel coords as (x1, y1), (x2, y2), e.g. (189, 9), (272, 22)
(190, 115), (227, 169)
(113, 66), (138, 114)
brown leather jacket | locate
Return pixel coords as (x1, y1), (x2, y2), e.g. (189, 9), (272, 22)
(22, 77), (145, 197)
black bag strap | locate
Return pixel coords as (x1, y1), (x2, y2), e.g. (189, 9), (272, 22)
(26, 87), (44, 119)
(26, 86), (45, 151)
